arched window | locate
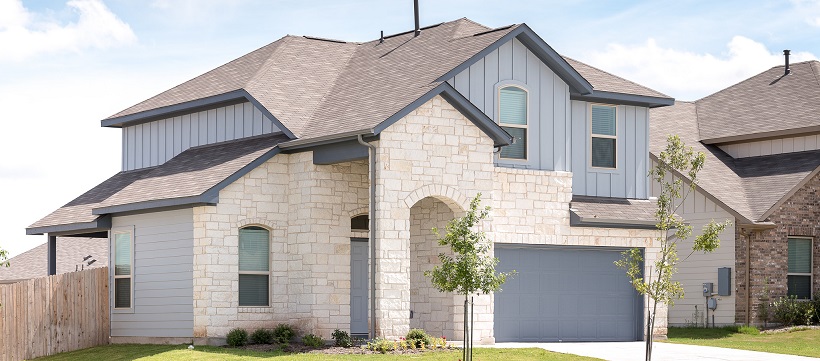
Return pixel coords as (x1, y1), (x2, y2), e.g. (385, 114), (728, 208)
(238, 226), (270, 306)
(351, 214), (369, 231)
(498, 86), (528, 160)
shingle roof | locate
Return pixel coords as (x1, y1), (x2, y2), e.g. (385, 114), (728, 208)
(650, 101), (820, 223)
(0, 238), (107, 284)
(696, 61), (820, 143)
(107, 19), (522, 142)
(570, 196), (657, 227)
(563, 57), (670, 99)
(28, 133), (289, 232)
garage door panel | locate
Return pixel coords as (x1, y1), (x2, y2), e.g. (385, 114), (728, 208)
(494, 246), (641, 342)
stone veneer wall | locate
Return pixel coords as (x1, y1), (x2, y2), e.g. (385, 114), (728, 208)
(490, 167), (666, 337)
(192, 154), (368, 343)
(736, 172), (820, 324)
(409, 197), (458, 339)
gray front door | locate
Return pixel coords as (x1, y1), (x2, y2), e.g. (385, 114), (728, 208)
(494, 245), (643, 342)
(350, 239), (368, 335)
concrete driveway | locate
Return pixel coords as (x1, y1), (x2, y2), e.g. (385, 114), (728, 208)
(486, 341), (817, 360)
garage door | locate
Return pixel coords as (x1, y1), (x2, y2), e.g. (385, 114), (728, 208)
(494, 245), (642, 342)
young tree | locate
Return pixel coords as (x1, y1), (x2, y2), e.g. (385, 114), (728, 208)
(616, 135), (731, 361)
(425, 193), (514, 361)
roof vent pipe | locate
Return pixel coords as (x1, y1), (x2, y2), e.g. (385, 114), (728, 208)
(379, 30), (384, 44)
(414, 0), (420, 36)
(784, 49), (791, 75)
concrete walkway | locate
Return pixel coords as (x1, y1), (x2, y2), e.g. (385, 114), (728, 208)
(485, 342), (817, 360)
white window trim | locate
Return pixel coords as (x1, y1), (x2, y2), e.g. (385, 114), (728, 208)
(112, 227), (134, 311)
(589, 103), (618, 170)
(238, 225), (272, 308)
(496, 84), (529, 161)
(787, 236), (813, 299)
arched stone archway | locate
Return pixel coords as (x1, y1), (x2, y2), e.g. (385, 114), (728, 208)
(408, 195), (462, 339)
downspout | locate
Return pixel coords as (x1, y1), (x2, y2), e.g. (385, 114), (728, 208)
(357, 134), (377, 340)
(745, 229), (752, 326)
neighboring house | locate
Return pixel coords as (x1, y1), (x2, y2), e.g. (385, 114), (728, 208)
(26, 19), (674, 345)
(0, 238), (107, 284)
(651, 56), (820, 326)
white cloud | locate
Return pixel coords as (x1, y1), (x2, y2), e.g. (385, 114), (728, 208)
(584, 36), (817, 101)
(0, 0), (136, 62)
(791, 0), (820, 27)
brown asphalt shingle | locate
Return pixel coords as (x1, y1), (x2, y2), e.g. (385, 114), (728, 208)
(29, 133), (289, 231)
(570, 196), (657, 224)
(696, 61), (820, 142)
(563, 56), (670, 99)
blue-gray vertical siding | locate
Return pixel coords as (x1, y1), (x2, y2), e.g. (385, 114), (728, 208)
(448, 37), (572, 171)
(110, 208), (194, 338)
(121, 102), (280, 171)
(570, 100), (649, 199)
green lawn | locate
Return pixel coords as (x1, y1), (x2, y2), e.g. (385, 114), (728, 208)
(666, 326), (820, 358)
(33, 344), (599, 361)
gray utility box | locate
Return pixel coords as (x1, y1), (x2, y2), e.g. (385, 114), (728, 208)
(702, 282), (713, 297)
(718, 267), (732, 296)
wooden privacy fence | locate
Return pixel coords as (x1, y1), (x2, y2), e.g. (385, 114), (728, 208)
(0, 267), (109, 361)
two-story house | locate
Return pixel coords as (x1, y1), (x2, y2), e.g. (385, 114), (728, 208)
(27, 18), (674, 345)
(651, 55), (820, 327)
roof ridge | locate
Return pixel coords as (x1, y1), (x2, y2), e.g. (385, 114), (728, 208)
(696, 62), (791, 104)
(809, 61), (820, 89)
(563, 55), (670, 98)
(296, 43), (361, 136)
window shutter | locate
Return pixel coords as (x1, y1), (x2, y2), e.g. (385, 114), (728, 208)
(114, 233), (131, 276)
(592, 137), (616, 168)
(499, 87), (527, 125)
(239, 227), (270, 272)
(788, 238), (811, 273)
(591, 106), (616, 136)
(501, 127), (526, 159)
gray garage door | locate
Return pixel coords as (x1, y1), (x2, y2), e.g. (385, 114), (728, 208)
(494, 245), (643, 342)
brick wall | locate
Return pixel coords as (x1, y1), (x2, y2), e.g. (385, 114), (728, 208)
(735, 172), (820, 324)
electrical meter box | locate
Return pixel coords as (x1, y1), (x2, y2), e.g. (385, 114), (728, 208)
(702, 282), (713, 297)
(707, 297), (717, 310)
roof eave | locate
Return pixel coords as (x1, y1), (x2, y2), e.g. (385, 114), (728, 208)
(101, 89), (297, 139)
(700, 125), (820, 144)
(26, 215), (112, 236)
(569, 211), (658, 229)
(571, 91), (674, 108)
(435, 24), (594, 96)
(757, 165), (820, 222)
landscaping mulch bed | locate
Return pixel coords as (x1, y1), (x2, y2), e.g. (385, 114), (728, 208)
(237, 343), (457, 355)
(760, 325), (820, 334)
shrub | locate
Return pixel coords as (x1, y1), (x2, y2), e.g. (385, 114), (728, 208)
(226, 328), (248, 347)
(365, 338), (394, 354)
(737, 325), (760, 335)
(272, 324), (296, 344)
(303, 334), (324, 348)
(250, 328), (274, 344)
(405, 328), (432, 348)
(772, 296), (816, 326)
(331, 329), (353, 347)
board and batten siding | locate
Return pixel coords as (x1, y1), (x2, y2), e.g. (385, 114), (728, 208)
(121, 102), (280, 171)
(110, 208), (194, 338)
(447, 37), (572, 171)
(718, 133), (820, 158)
(650, 168), (736, 326)
(571, 101), (649, 199)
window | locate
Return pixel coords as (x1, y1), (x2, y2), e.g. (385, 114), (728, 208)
(788, 237), (812, 299)
(498, 86), (527, 160)
(113, 230), (133, 309)
(239, 226), (270, 306)
(351, 214), (369, 231)
(591, 104), (617, 169)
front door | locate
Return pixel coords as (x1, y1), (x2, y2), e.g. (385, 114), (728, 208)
(350, 238), (368, 336)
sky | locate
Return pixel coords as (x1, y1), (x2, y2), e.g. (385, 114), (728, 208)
(1, 0), (819, 258)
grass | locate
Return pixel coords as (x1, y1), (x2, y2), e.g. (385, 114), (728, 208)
(33, 344), (599, 361)
(666, 326), (820, 357)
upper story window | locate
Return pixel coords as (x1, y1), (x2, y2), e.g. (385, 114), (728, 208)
(787, 237), (812, 299)
(498, 86), (528, 160)
(239, 226), (271, 307)
(113, 229), (133, 309)
(591, 104), (617, 169)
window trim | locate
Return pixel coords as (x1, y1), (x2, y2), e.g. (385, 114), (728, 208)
(787, 236), (813, 299)
(238, 225), (272, 308)
(112, 227), (134, 311)
(589, 103), (618, 170)
(496, 84), (529, 161)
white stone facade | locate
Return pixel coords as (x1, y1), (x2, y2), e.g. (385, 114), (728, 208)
(186, 95), (665, 344)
